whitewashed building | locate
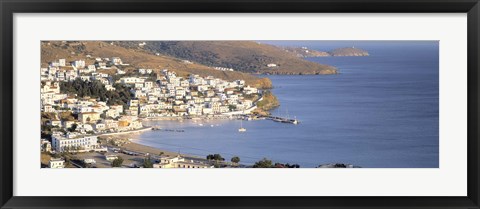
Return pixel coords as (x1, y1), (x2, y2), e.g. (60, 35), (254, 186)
(51, 133), (100, 152)
(49, 158), (65, 168)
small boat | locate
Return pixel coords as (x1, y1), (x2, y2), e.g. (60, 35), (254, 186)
(292, 116), (299, 124)
(210, 124), (214, 127)
(238, 120), (247, 132)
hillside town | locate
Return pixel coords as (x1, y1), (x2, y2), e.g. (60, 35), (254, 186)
(41, 55), (261, 168)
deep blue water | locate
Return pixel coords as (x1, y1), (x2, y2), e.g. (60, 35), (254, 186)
(135, 41), (439, 168)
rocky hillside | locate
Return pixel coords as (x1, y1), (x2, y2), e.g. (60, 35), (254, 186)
(116, 41), (338, 75)
(41, 41), (272, 88)
(283, 46), (370, 57)
(329, 47), (369, 56)
(283, 47), (330, 57)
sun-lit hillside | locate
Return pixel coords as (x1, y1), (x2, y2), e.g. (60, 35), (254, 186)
(114, 41), (338, 75)
(41, 41), (272, 88)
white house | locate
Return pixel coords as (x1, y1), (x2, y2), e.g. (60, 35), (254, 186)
(120, 77), (145, 85)
(243, 86), (258, 95)
(111, 57), (123, 65)
(73, 60), (86, 68)
(93, 123), (106, 131)
(43, 105), (55, 113)
(58, 59), (66, 67)
(49, 158), (65, 168)
(267, 63), (277, 67)
(105, 109), (120, 119)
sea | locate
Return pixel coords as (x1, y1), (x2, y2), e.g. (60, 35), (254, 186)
(134, 41), (439, 168)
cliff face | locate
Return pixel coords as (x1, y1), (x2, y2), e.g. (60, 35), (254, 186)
(329, 47), (369, 56)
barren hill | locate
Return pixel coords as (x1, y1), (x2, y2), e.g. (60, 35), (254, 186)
(329, 47), (369, 56)
(283, 47), (331, 57)
(117, 41), (338, 75)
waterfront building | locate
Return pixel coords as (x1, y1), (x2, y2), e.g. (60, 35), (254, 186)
(153, 156), (213, 168)
(51, 132), (100, 152)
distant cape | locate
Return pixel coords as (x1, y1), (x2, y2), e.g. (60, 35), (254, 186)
(285, 46), (369, 57)
(329, 47), (370, 56)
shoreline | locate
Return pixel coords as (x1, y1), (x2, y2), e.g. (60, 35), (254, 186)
(122, 141), (199, 159)
(99, 128), (203, 160)
(141, 115), (258, 122)
(97, 127), (152, 137)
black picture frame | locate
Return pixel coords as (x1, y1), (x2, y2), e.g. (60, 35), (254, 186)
(1, 0), (479, 208)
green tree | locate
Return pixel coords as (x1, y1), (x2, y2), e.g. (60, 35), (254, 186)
(231, 156), (240, 166)
(112, 157), (124, 167)
(67, 123), (78, 132)
(228, 105), (236, 111)
(206, 154), (224, 162)
(253, 158), (273, 168)
(60, 78), (132, 109)
(143, 155), (153, 168)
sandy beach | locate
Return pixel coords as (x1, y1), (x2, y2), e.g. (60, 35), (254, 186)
(99, 131), (199, 159)
(121, 142), (188, 158)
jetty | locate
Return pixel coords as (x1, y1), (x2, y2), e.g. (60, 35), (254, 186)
(151, 127), (185, 132)
(265, 115), (299, 124)
(247, 113), (299, 124)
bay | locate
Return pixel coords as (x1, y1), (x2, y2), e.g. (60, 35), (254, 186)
(135, 41), (439, 168)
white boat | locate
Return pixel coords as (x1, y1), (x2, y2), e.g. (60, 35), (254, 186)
(238, 120), (247, 132)
(292, 116), (299, 124)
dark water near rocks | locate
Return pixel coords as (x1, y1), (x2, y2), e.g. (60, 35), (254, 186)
(136, 41), (439, 168)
